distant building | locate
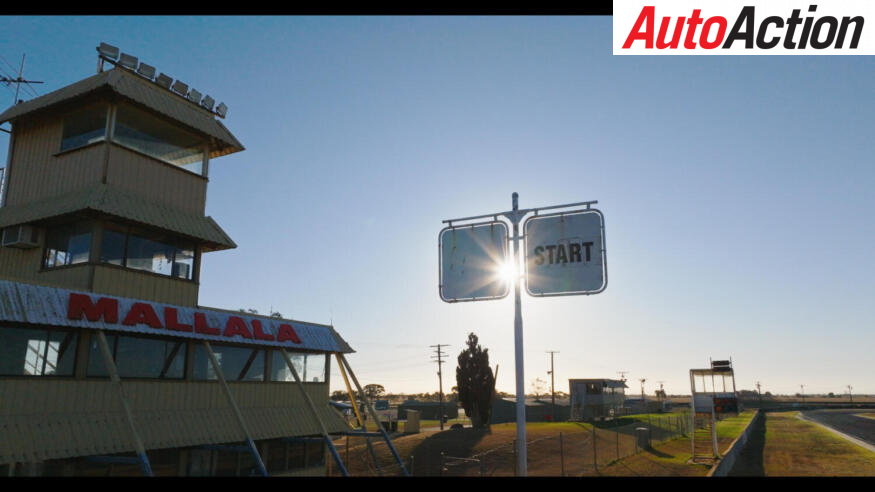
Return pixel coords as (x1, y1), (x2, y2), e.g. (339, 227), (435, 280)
(397, 400), (458, 420)
(569, 379), (627, 420)
(491, 397), (571, 423)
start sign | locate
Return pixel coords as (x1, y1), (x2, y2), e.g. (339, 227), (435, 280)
(524, 209), (606, 296)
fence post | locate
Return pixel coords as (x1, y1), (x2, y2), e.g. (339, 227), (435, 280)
(559, 432), (565, 477)
(512, 440), (517, 477)
(439, 452), (444, 477)
(616, 428), (620, 462)
(409, 455), (415, 476)
(592, 425), (598, 472)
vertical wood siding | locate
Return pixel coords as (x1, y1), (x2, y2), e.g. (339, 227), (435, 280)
(4, 118), (104, 207)
(105, 146), (207, 215)
(91, 265), (199, 307)
(0, 379), (341, 464)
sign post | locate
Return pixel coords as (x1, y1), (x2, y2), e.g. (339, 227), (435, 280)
(440, 193), (607, 477)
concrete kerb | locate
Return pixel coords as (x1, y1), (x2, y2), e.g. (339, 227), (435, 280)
(796, 412), (875, 453)
(706, 410), (763, 477)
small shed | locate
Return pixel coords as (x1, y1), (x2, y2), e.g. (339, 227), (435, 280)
(569, 378), (628, 420)
(491, 397), (571, 423)
(397, 400), (458, 420)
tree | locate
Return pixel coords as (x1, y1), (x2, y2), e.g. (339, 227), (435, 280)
(330, 390), (348, 401)
(363, 384), (386, 400)
(530, 377), (547, 401)
(456, 333), (495, 428)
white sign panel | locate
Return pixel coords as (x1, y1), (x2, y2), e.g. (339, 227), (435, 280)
(524, 210), (607, 296)
(439, 221), (509, 302)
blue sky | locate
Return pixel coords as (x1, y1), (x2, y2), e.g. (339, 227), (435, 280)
(1, 16), (872, 397)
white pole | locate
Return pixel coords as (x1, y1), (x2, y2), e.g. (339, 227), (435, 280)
(512, 192), (527, 476)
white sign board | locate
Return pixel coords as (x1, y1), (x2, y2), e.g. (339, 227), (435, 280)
(524, 209), (606, 296)
(439, 221), (509, 302)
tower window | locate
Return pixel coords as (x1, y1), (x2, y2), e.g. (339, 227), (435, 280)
(113, 103), (205, 175)
(99, 222), (196, 280)
(43, 221), (92, 269)
(60, 104), (108, 152)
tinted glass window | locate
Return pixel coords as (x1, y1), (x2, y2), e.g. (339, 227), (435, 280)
(193, 344), (265, 382)
(100, 227), (126, 266)
(100, 223), (195, 280)
(270, 350), (304, 382)
(87, 334), (185, 379)
(114, 103), (204, 175)
(126, 232), (174, 276)
(60, 105), (107, 152)
(44, 221), (92, 268)
(0, 326), (77, 376)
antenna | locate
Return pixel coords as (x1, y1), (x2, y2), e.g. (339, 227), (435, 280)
(1, 53), (43, 105)
(617, 371), (628, 383)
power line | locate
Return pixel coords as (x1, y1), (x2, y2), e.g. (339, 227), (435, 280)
(0, 53), (43, 105)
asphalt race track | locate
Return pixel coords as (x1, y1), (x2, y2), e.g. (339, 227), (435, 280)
(800, 409), (875, 448)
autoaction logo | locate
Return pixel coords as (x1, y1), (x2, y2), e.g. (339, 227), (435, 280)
(613, 0), (873, 55)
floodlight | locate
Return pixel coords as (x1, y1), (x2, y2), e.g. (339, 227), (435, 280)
(97, 42), (119, 60)
(137, 62), (156, 80)
(200, 95), (215, 111)
(119, 53), (138, 70)
(155, 73), (173, 90)
(188, 89), (202, 105)
(171, 80), (189, 96)
(216, 102), (228, 118)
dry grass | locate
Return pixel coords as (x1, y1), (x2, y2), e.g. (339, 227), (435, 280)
(759, 412), (875, 476)
(588, 410), (755, 477)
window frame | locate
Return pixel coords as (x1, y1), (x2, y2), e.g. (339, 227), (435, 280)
(98, 221), (199, 282)
(0, 324), (80, 378)
(192, 343), (267, 383)
(85, 331), (188, 381)
(57, 103), (111, 154)
(110, 102), (209, 177)
(41, 220), (94, 270)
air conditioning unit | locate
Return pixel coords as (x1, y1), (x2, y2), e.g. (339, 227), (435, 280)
(2, 225), (40, 249)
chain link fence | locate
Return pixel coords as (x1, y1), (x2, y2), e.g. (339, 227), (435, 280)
(333, 411), (706, 476)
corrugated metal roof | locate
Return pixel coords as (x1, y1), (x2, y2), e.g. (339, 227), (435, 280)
(0, 184), (235, 250)
(0, 68), (243, 159)
(0, 279), (353, 353)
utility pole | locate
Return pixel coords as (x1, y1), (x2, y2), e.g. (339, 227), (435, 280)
(847, 385), (853, 403)
(657, 380), (666, 410)
(639, 379), (646, 413)
(546, 351), (559, 422)
(430, 344), (449, 430)
(756, 381), (762, 407)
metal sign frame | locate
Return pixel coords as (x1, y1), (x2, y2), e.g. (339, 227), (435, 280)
(438, 219), (510, 303)
(523, 208), (608, 298)
(439, 194), (605, 477)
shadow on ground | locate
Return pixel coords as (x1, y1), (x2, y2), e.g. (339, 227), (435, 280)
(409, 427), (490, 476)
(727, 412), (765, 476)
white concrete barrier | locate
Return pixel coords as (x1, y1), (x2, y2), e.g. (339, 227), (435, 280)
(707, 410), (763, 477)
